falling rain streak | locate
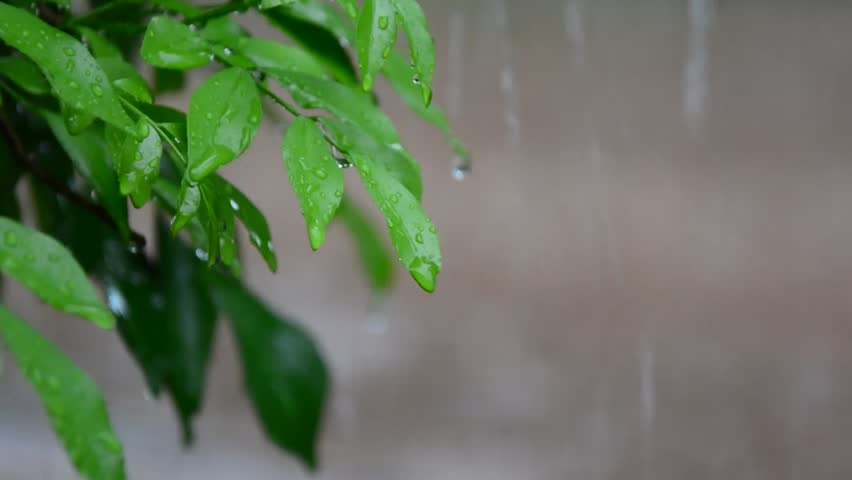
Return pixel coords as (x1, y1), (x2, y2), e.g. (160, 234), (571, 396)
(563, 0), (586, 68)
(684, 0), (714, 137)
(495, 0), (520, 150)
(446, 9), (470, 180)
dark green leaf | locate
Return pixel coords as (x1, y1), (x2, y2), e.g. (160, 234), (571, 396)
(208, 273), (328, 470)
(97, 57), (153, 104)
(391, 0), (434, 105)
(282, 117), (343, 250)
(78, 28), (122, 59)
(209, 176), (278, 272)
(357, 0), (396, 91)
(234, 37), (326, 77)
(0, 306), (126, 480)
(153, 68), (185, 94)
(263, 5), (359, 87)
(336, 196), (393, 292)
(141, 16), (212, 70)
(151, 178), (209, 250)
(0, 217), (114, 328)
(104, 120), (162, 208)
(0, 56), (50, 95)
(199, 16), (248, 45)
(320, 117), (421, 200)
(187, 68), (261, 182)
(0, 4), (134, 132)
(345, 149), (441, 292)
(44, 112), (129, 241)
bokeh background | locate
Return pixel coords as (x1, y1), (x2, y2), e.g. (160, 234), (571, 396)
(4, 0), (852, 478)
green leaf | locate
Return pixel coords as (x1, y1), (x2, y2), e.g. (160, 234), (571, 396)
(187, 68), (261, 182)
(320, 117), (421, 200)
(336, 196), (393, 292)
(104, 120), (162, 208)
(0, 56), (50, 95)
(391, 0), (434, 105)
(44, 112), (130, 241)
(60, 103), (97, 135)
(97, 57), (153, 104)
(209, 176), (278, 272)
(357, 0), (397, 91)
(281, 117), (344, 250)
(263, 5), (359, 87)
(78, 27), (122, 58)
(199, 16), (248, 44)
(345, 149), (440, 292)
(151, 178), (209, 250)
(234, 37), (326, 77)
(0, 306), (125, 480)
(172, 178), (202, 233)
(0, 217), (114, 328)
(156, 219), (217, 442)
(141, 16), (212, 70)
(335, 0), (359, 19)
(208, 273), (328, 470)
(259, 0), (297, 10)
(270, 70), (399, 144)
(0, 4), (134, 132)
(382, 53), (468, 161)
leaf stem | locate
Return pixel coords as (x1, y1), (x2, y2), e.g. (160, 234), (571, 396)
(255, 82), (301, 117)
(118, 97), (187, 169)
(0, 108), (147, 249)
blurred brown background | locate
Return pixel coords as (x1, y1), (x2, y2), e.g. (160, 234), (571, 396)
(4, 0), (852, 478)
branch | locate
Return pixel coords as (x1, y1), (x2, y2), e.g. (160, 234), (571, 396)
(0, 113), (147, 249)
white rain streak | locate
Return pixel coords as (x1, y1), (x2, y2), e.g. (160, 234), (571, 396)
(639, 333), (656, 480)
(563, 0), (586, 68)
(684, 0), (714, 137)
(495, 0), (520, 149)
(445, 9), (465, 121)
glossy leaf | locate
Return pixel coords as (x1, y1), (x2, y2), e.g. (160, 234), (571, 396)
(320, 117), (421, 200)
(104, 120), (162, 208)
(346, 151), (440, 292)
(0, 306), (125, 480)
(357, 0), (397, 91)
(234, 37), (326, 77)
(187, 68), (261, 182)
(336, 197), (393, 292)
(210, 176), (278, 272)
(208, 273), (328, 470)
(141, 16), (212, 70)
(335, 0), (359, 19)
(0, 217), (114, 328)
(282, 117), (344, 250)
(60, 103), (97, 135)
(262, 5), (359, 87)
(0, 4), (134, 132)
(391, 0), (434, 105)
(97, 57), (153, 104)
(270, 70), (399, 144)
(0, 56), (50, 95)
(172, 178), (202, 233)
(199, 16), (248, 45)
(151, 178), (209, 250)
(44, 112), (130, 241)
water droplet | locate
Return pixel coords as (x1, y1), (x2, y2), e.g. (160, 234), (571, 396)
(390, 193), (400, 203)
(91, 84), (103, 97)
(137, 122), (150, 138)
(412, 74), (421, 85)
(47, 252), (61, 263)
(188, 23), (198, 31)
(428, 225), (436, 233)
(106, 286), (128, 316)
(63, 47), (75, 56)
(229, 199), (239, 211)
(195, 249), (209, 261)
(382, 45), (392, 58)
(35, 42), (44, 49)
(24, 253), (35, 262)
(3, 231), (17, 246)
(386, 217), (394, 228)
(415, 233), (424, 244)
(135, 151), (143, 161)
(452, 162), (470, 181)
(69, 81), (79, 89)
(223, 47), (233, 56)
(205, 112), (213, 120)
(47, 376), (60, 390)
(250, 232), (261, 246)
(313, 167), (328, 179)
(378, 16), (389, 29)
(334, 190), (342, 198)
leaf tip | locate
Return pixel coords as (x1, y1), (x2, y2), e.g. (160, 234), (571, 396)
(308, 224), (325, 251)
(421, 84), (432, 107)
(361, 73), (374, 92)
(410, 270), (436, 293)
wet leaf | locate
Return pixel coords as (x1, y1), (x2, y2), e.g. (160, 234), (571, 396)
(186, 68), (261, 182)
(199, 16), (248, 45)
(346, 150), (440, 292)
(208, 272), (328, 470)
(0, 56), (50, 95)
(104, 119), (162, 208)
(391, 0), (434, 105)
(357, 0), (396, 91)
(234, 37), (326, 77)
(151, 178), (209, 250)
(0, 306), (125, 479)
(209, 176), (278, 272)
(97, 57), (153, 104)
(336, 196), (393, 292)
(78, 28), (122, 59)
(0, 217), (114, 328)
(320, 117), (421, 200)
(141, 16), (212, 70)
(44, 112), (130, 241)
(282, 117), (343, 250)
(0, 4), (134, 132)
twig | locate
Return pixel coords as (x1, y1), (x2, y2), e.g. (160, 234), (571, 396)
(0, 113), (147, 249)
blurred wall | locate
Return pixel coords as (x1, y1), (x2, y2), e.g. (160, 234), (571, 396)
(4, 0), (852, 478)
